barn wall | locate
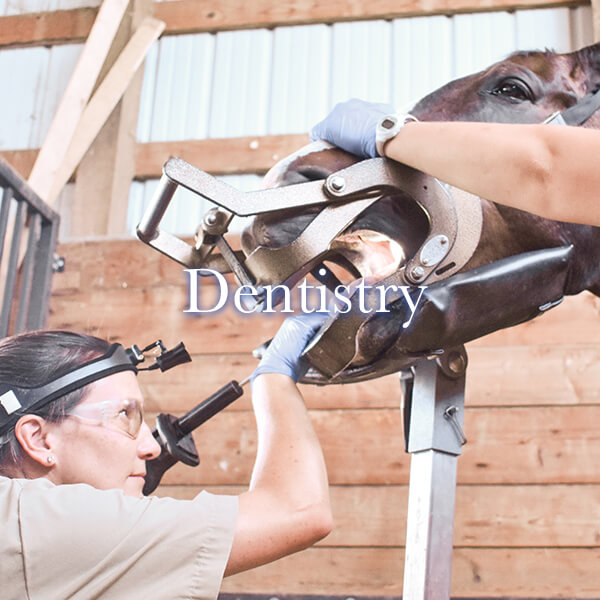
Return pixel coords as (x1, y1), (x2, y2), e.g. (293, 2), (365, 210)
(2, 0), (599, 596)
(48, 239), (600, 597)
(0, 3), (594, 236)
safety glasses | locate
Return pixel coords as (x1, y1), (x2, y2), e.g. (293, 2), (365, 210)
(68, 397), (145, 439)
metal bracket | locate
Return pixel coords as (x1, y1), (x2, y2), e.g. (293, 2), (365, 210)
(136, 156), (468, 295)
(401, 347), (468, 600)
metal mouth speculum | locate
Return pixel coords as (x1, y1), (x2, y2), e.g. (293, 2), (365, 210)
(136, 156), (479, 314)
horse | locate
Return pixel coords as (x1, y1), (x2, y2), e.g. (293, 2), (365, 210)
(240, 43), (600, 383)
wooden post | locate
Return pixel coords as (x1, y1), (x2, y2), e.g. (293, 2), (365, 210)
(69, 0), (155, 238)
(27, 0), (129, 201)
(592, 0), (600, 41)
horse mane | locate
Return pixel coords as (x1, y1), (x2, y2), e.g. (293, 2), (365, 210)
(505, 47), (557, 60)
(576, 41), (600, 62)
(574, 42), (600, 92)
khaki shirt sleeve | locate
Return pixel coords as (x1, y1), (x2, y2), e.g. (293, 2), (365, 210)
(17, 478), (237, 600)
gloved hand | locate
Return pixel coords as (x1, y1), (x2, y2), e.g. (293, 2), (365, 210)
(251, 313), (328, 386)
(310, 98), (395, 158)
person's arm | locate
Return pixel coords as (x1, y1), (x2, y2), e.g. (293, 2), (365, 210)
(311, 99), (600, 227)
(387, 120), (600, 226)
(224, 314), (332, 576)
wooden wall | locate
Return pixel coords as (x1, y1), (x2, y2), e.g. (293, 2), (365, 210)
(48, 238), (600, 598)
(13, 0), (600, 596)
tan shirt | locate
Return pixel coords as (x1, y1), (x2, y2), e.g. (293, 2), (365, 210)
(0, 476), (237, 600)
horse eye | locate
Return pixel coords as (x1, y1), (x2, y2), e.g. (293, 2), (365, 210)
(491, 79), (533, 102)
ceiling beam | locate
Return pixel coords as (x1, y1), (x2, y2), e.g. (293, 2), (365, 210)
(0, 0), (590, 49)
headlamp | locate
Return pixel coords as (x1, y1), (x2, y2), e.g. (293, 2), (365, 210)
(0, 340), (190, 438)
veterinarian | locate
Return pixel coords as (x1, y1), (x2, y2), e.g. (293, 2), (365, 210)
(311, 98), (600, 227)
(0, 314), (331, 599)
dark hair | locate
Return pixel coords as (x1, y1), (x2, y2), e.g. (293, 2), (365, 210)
(0, 330), (111, 477)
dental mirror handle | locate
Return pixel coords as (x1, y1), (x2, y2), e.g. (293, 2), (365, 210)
(143, 377), (249, 496)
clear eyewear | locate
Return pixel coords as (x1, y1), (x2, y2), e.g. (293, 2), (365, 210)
(68, 398), (145, 439)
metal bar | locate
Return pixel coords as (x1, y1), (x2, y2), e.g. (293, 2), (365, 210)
(402, 353), (467, 600)
(15, 213), (41, 333)
(136, 173), (178, 242)
(403, 450), (458, 599)
(0, 200), (27, 337)
(0, 158), (59, 224)
(0, 186), (13, 264)
(0, 159), (60, 336)
(27, 216), (59, 331)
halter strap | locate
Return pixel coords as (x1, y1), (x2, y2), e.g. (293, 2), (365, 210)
(557, 87), (600, 125)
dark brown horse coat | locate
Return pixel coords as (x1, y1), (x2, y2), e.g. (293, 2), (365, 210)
(241, 43), (600, 382)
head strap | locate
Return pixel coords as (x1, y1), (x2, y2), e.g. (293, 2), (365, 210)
(0, 344), (136, 437)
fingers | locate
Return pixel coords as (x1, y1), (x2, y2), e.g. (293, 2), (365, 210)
(310, 99), (395, 158)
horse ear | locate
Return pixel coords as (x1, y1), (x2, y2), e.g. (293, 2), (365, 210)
(575, 42), (600, 91)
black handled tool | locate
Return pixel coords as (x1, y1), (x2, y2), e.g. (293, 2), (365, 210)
(143, 376), (249, 495)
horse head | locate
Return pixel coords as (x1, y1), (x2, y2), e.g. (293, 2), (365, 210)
(241, 43), (600, 383)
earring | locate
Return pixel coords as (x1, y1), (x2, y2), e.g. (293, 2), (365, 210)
(46, 455), (55, 465)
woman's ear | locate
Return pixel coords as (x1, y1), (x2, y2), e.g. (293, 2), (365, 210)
(14, 415), (55, 468)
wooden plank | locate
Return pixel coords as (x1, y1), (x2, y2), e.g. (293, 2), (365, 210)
(137, 343), (600, 413)
(157, 483), (600, 548)
(48, 285), (287, 352)
(135, 135), (310, 179)
(1, 134), (310, 180)
(71, 0), (154, 237)
(27, 0), (130, 202)
(593, 0), (600, 40)
(218, 547), (600, 597)
(0, 1), (589, 48)
(0, 149), (38, 180)
(0, 8), (96, 49)
(147, 406), (600, 486)
(47, 283), (600, 352)
(47, 16), (166, 206)
(155, 0), (589, 33)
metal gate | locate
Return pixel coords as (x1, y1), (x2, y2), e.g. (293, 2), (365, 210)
(0, 158), (60, 337)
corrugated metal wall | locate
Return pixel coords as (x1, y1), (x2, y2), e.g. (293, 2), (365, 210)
(0, 4), (594, 236)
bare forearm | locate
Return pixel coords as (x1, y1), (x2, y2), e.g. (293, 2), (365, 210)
(248, 374), (329, 504)
(226, 373), (331, 575)
(386, 120), (600, 226)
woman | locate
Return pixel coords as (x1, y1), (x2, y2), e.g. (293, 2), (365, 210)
(311, 98), (600, 227)
(0, 315), (331, 599)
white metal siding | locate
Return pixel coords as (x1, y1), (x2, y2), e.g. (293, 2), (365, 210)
(0, 6), (593, 237)
(0, 43), (83, 149)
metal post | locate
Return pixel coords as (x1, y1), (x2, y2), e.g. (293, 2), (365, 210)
(402, 347), (468, 600)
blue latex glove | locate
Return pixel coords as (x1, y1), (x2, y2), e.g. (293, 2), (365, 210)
(310, 98), (395, 158)
(251, 313), (328, 386)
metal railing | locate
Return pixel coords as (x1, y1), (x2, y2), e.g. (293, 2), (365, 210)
(0, 158), (60, 337)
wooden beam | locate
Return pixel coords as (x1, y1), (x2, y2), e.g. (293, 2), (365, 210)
(0, 0), (590, 49)
(592, 0), (600, 39)
(143, 406), (600, 486)
(218, 547), (600, 597)
(0, 149), (38, 180)
(159, 483), (600, 547)
(70, 2), (158, 238)
(135, 134), (310, 178)
(0, 8), (95, 48)
(0, 134), (310, 180)
(49, 16), (165, 209)
(155, 0), (590, 34)
(27, 0), (130, 203)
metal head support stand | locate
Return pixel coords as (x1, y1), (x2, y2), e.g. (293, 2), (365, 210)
(401, 346), (468, 600)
